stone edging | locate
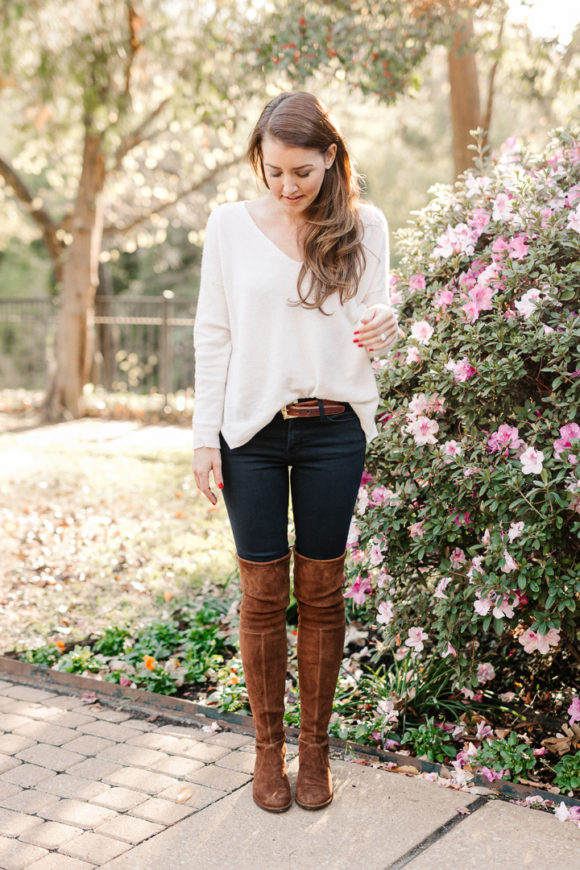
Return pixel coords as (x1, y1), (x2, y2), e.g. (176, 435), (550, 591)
(1, 655), (578, 810)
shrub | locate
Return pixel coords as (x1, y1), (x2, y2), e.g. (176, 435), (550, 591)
(471, 731), (537, 781)
(553, 752), (580, 794)
(346, 125), (580, 690)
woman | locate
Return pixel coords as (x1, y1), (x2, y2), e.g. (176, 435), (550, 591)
(193, 91), (397, 813)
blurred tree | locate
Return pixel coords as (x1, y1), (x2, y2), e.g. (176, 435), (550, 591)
(0, 0), (258, 419)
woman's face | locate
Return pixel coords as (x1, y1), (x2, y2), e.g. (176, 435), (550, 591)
(261, 134), (336, 216)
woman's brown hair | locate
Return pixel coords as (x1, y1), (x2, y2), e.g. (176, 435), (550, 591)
(247, 91), (365, 312)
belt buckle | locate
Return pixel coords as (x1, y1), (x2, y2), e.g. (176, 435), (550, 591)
(281, 405), (291, 420)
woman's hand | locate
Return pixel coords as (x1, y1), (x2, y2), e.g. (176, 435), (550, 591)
(354, 306), (398, 353)
(193, 447), (223, 505)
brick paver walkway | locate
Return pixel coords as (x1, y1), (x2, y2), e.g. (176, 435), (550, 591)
(0, 679), (263, 869)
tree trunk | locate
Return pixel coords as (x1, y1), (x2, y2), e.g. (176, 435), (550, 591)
(447, 14), (482, 178)
(44, 132), (106, 420)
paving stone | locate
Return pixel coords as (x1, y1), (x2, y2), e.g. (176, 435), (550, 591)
(183, 743), (231, 763)
(0, 790), (60, 815)
(0, 835), (48, 869)
(90, 787), (148, 812)
(26, 854), (95, 870)
(61, 735), (116, 756)
(121, 719), (158, 732)
(36, 773), (111, 801)
(185, 764), (251, 792)
(1, 686), (56, 702)
(0, 680), (15, 690)
(95, 814), (163, 845)
(77, 721), (138, 742)
(0, 713), (34, 731)
(0, 807), (40, 837)
(47, 712), (97, 729)
(86, 708), (131, 723)
(151, 755), (205, 778)
(0, 735), (34, 755)
(157, 782), (221, 810)
(19, 820), (83, 850)
(0, 782), (22, 802)
(41, 695), (89, 710)
(104, 766), (181, 795)
(125, 732), (198, 755)
(203, 731), (254, 749)
(214, 750), (256, 774)
(41, 799), (118, 830)
(61, 831), (130, 863)
(157, 723), (207, 740)
(0, 754), (22, 775)
(16, 743), (85, 772)
(66, 758), (123, 782)
(14, 721), (79, 746)
(129, 796), (196, 825)
(1, 763), (55, 787)
(97, 743), (170, 769)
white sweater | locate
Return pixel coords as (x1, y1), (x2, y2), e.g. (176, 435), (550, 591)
(193, 200), (394, 450)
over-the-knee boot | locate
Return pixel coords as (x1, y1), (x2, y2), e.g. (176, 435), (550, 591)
(237, 551), (292, 813)
(293, 549), (346, 810)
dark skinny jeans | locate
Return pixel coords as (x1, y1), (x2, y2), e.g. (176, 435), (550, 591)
(219, 404), (366, 563)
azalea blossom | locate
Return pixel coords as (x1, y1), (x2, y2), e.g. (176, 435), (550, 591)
(568, 696), (580, 724)
(408, 273), (426, 292)
(477, 662), (496, 683)
(475, 720), (494, 740)
(500, 550), (518, 573)
(441, 641), (457, 658)
(369, 541), (385, 567)
(409, 521), (425, 538)
(518, 626), (561, 654)
(432, 222), (477, 258)
(514, 287), (541, 318)
(492, 192), (514, 222)
(405, 416), (439, 446)
(520, 446), (544, 475)
(434, 576), (452, 599)
(498, 691), (516, 702)
(553, 422), (580, 459)
(370, 486), (390, 506)
(508, 234), (529, 259)
(405, 626), (429, 652)
(434, 288), (454, 309)
(377, 697), (399, 723)
(468, 555), (485, 580)
(493, 593), (516, 619)
(356, 486), (369, 516)
(480, 766), (507, 782)
(487, 424), (521, 453)
(344, 576), (372, 605)
(411, 319), (434, 345)
(406, 346), (422, 364)
(452, 358), (477, 383)
(442, 440), (462, 458)
(346, 519), (360, 548)
(377, 601), (395, 625)
(508, 521), (525, 542)
(450, 547), (466, 569)
(474, 591), (494, 616)
(567, 204), (580, 234)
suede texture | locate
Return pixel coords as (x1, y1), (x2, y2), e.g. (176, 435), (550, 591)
(293, 549), (346, 810)
(237, 551), (292, 812)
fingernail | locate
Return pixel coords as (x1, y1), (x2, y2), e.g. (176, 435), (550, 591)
(369, 348), (374, 351)
(218, 483), (223, 489)
(353, 330), (359, 335)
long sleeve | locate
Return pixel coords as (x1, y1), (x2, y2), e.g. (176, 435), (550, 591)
(360, 206), (397, 356)
(193, 209), (232, 449)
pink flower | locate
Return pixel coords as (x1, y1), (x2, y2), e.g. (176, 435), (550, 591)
(356, 487), (369, 516)
(514, 287), (541, 318)
(508, 521), (524, 542)
(432, 223), (477, 258)
(442, 440), (462, 457)
(405, 416), (439, 446)
(468, 556), (485, 579)
(518, 627), (561, 654)
(567, 205), (580, 233)
(406, 346), (422, 364)
(487, 424), (521, 452)
(377, 601), (394, 625)
(409, 521), (425, 538)
(370, 486), (390, 506)
(480, 766), (507, 782)
(492, 236), (509, 255)
(508, 235), (529, 259)
(361, 471), (374, 485)
(409, 273), (426, 292)
(493, 593), (515, 619)
(474, 591), (493, 616)
(434, 576), (452, 599)
(411, 320), (434, 345)
(520, 446), (544, 475)
(369, 542), (385, 567)
(500, 550), (518, 574)
(119, 675), (132, 687)
(498, 691), (515, 702)
(568, 696), (580, 724)
(451, 358), (477, 383)
(554, 422), (580, 459)
(477, 662), (496, 683)
(434, 288), (454, 309)
(344, 576), (372, 605)
(405, 626), (429, 652)
(441, 641), (457, 658)
(450, 547), (466, 569)
(347, 520), (360, 548)
(492, 193), (514, 222)
(468, 208), (490, 233)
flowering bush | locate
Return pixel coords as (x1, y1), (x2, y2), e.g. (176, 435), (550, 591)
(346, 126), (580, 692)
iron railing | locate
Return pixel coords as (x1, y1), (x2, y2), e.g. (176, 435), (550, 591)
(0, 292), (197, 397)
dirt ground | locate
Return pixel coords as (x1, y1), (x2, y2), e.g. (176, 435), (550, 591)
(0, 417), (235, 653)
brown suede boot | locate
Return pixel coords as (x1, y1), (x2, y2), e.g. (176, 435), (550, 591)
(238, 552), (292, 813)
(293, 549), (346, 810)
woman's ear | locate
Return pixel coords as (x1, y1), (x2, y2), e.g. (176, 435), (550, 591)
(325, 142), (337, 169)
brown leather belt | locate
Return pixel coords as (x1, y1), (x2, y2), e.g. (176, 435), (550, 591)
(280, 399), (346, 420)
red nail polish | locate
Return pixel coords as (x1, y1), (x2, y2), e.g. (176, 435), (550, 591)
(218, 483), (223, 489)
(353, 330), (360, 335)
(358, 343), (364, 348)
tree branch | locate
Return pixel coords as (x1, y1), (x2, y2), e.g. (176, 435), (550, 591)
(0, 153), (63, 267)
(546, 21), (580, 104)
(103, 154), (244, 236)
(481, 9), (505, 133)
(110, 97), (171, 172)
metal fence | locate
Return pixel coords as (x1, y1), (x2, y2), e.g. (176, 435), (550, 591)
(0, 292), (197, 396)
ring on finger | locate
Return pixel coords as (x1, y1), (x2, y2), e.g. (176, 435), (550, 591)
(380, 332), (387, 341)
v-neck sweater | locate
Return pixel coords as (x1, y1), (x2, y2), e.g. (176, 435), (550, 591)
(193, 200), (395, 450)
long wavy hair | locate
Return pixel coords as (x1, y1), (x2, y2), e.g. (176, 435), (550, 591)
(247, 92), (365, 312)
